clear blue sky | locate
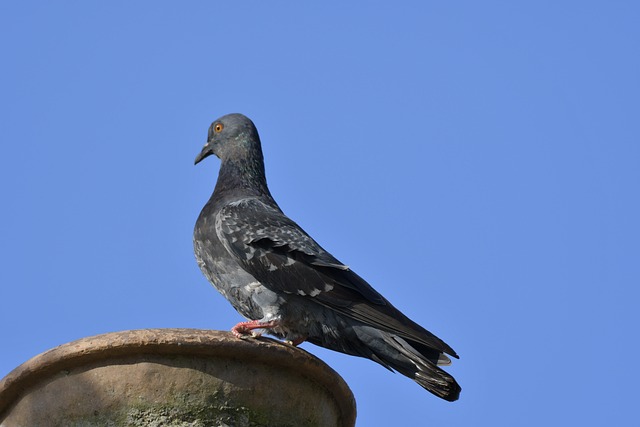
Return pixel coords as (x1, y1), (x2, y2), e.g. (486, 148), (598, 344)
(1, 2), (638, 425)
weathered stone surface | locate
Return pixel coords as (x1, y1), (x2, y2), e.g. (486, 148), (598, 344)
(0, 329), (356, 427)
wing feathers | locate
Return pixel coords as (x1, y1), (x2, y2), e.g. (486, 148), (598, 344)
(216, 197), (458, 358)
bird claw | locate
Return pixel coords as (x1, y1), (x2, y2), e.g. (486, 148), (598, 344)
(285, 337), (306, 346)
(234, 330), (260, 340)
(231, 326), (259, 340)
(231, 320), (280, 340)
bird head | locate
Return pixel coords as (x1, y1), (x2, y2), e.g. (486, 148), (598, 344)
(194, 113), (261, 165)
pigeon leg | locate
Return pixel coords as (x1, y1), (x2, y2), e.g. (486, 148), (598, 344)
(231, 320), (280, 339)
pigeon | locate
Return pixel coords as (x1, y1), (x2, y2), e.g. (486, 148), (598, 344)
(193, 113), (461, 401)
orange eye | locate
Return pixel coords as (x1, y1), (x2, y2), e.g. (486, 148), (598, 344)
(214, 123), (223, 133)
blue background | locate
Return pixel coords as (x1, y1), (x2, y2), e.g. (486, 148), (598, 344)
(2, 2), (639, 425)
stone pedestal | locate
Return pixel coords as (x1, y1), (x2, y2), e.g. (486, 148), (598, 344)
(0, 329), (356, 427)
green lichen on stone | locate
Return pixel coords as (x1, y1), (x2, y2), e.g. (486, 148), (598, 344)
(64, 397), (295, 427)
(123, 401), (267, 427)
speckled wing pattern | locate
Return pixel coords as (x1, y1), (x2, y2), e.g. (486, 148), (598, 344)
(215, 197), (374, 297)
(215, 197), (455, 355)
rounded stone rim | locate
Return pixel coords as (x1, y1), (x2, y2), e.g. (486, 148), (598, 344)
(0, 328), (356, 425)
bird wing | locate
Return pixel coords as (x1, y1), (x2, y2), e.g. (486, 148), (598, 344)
(215, 197), (457, 357)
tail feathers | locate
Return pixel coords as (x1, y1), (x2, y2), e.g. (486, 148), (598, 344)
(437, 353), (452, 366)
(382, 334), (461, 402)
(323, 323), (461, 401)
(411, 360), (461, 402)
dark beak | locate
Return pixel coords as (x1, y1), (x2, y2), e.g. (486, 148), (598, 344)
(194, 143), (213, 165)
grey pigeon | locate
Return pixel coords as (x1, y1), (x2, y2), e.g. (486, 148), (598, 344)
(193, 113), (461, 401)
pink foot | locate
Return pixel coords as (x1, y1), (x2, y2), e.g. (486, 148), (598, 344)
(231, 320), (280, 339)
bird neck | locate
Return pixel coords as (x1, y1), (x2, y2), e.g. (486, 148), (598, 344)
(213, 157), (273, 201)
